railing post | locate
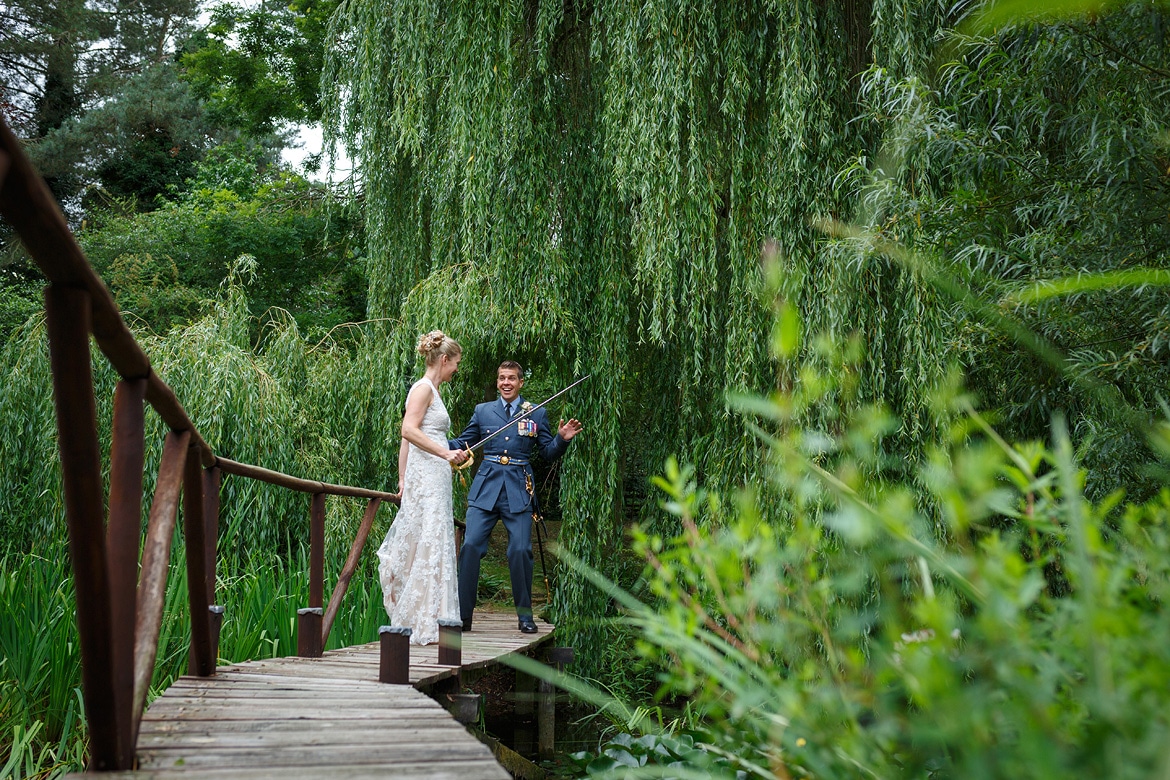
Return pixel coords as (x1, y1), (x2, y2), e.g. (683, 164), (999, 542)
(183, 446), (214, 676)
(438, 619), (463, 666)
(309, 492), (325, 608)
(45, 284), (122, 771)
(538, 647), (575, 761)
(298, 492), (326, 657)
(203, 466), (223, 662)
(297, 608), (323, 657)
(107, 378), (146, 768)
(379, 626), (411, 683)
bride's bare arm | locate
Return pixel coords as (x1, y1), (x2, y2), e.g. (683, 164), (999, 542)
(401, 383), (467, 464)
(396, 436), (409, 493)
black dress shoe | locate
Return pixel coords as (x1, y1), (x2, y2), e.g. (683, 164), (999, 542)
(518, 617), (538, 634)
(460, 620), (472, 633)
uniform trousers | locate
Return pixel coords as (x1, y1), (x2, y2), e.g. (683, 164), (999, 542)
(457, 489), (534, 623)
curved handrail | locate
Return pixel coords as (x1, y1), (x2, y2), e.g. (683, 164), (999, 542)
(215, 457), (398, 500)
(0, 116), (401, 771)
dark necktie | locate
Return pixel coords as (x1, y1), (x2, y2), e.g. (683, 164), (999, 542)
(505, 402), (513, 418)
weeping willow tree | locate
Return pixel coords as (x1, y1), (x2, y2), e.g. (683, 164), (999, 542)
(323, 0), (960, 675)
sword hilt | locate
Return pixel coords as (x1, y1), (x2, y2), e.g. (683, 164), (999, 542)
(452, 446), (475, 471)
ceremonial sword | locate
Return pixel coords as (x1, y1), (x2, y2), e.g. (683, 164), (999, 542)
(454, 374), (591, 468)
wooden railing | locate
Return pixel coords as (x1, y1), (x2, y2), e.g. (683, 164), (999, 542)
(0, 116), (400, 771)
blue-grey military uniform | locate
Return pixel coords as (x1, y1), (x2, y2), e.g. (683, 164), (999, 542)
(449, 396), (569, 625)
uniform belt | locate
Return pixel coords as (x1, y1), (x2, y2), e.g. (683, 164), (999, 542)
(483, 455), (529, 466)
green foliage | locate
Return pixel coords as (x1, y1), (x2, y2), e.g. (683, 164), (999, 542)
(568, 732), (745, 779)
(549, 248), (1170, 777)
(0, 272), (400, 771)
(838, 2), (1170, 494)
(322, 0), (895, 680)
(4, 0), (334, 208)
(970, 0), (1170, 30)
(0, 0), (199, 139)
(1, 0), (200, 204)
(179, 0), (339, 138)
(0, 268), (387, 558)
(0, 553), (87, 779)
(76, 149), (366, 338)
(0, 279), (41, 344)
(32, 64), (212, 208)
(321, 0), (1170, 683)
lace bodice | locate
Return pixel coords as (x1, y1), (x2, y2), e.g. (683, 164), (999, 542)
(411, 378), (451, 452)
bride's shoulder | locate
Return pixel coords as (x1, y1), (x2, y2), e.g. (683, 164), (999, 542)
(407, 378), (436, 401)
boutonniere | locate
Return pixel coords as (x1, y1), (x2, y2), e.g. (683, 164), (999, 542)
(520, 401), (533, 414)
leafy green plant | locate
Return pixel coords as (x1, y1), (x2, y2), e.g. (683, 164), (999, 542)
(567, 732), (746, 779)
(0, 552), (87, 777)
(78, 147), (367, 339)
(835, 1), (1170, 496)
(533, 236), (1170, 778)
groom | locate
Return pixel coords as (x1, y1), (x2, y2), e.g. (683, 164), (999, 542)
(449, 361), (583, 633)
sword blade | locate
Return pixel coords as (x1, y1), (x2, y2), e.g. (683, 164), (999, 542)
(466, 374), (590, 452)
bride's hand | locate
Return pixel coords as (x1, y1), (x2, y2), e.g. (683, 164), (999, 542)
(445, 449), (469, 465)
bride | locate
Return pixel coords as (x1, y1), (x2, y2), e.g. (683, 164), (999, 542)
(377, 330), (469, 645)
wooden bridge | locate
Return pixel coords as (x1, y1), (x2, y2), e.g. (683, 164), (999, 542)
(0, 117), (562, 776)
(76, 612), (556, 778)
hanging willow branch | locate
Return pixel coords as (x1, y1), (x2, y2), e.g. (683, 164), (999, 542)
(321, 0), (956, 675)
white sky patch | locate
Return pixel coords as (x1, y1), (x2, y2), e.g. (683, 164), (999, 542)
(282, 122), (354, 183)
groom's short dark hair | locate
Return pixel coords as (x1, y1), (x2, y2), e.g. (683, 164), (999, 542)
(498, 360), (524, 377)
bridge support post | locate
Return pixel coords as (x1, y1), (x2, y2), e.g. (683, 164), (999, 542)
(515, 667), (535, 717)
(444, 693), (483, 724)
(379, 626), (411, 683)
(538, 647), (575, 761)
(297, 492), (327, 658)
(437, 619), (463, 666)
(309, 492), (325, 608)
(209, 605), (226, 664)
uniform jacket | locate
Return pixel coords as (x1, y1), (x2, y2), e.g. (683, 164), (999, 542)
(449, 397), (569, 513)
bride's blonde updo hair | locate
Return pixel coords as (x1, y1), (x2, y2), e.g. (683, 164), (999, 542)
(417, 330), (462, 366)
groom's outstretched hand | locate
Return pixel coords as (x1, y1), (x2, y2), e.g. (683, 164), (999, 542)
(558, 418), (583, 441)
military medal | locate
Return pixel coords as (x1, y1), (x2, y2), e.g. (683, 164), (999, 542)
(453, 375), (592, 470)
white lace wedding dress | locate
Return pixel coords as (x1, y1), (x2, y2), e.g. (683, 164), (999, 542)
(376, 378), (460, 645)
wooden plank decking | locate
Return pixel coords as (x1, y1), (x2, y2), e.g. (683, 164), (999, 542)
(78, 612), (554, 778)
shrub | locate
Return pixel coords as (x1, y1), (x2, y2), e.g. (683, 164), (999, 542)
(562, 260), (1170, 778)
